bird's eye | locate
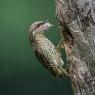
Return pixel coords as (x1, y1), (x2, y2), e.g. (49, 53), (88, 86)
(37, 24), (41, 28)
(36, 23), (44, 28)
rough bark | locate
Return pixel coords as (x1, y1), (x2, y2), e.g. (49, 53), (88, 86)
(56, 0), (95, 95)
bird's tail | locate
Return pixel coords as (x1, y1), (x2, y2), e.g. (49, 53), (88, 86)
(59, 58), (70, 79)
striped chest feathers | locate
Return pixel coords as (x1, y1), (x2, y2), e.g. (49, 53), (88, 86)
(34, 34), (59, 57)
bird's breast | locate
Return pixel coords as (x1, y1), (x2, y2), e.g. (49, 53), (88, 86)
(34, 35), (59, 60)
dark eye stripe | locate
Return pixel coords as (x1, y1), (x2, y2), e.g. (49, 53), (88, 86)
(32, 23), (45, 31)
(36, 23), (44, 28)
(36, 24), (41, 28)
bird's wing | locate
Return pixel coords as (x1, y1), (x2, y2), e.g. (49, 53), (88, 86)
(35, 50), (51, 69)
(35, 50), (58, 77)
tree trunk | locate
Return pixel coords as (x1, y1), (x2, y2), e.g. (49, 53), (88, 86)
(56, 0), (95, 95)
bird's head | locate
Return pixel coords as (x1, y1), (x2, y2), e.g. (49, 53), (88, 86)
(29, 21), (53, 37)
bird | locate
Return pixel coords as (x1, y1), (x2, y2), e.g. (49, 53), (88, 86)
(28, 21), (69, 79)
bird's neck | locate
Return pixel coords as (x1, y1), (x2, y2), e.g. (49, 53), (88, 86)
(32, 33), (45, 49)
(35, 33), (45, 40)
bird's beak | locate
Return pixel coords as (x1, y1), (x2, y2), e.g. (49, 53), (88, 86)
(49, 23), (53, 27)
(45, 22), (53, 28)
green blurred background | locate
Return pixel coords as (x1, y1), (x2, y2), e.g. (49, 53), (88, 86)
(0, 0), (73, 95)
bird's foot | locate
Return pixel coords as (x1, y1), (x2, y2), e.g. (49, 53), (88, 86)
(57, 39), (64, 55)
(62, 68), (70, 79)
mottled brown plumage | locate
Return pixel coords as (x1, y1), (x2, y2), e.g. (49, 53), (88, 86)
(28, 21), (69, 79)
